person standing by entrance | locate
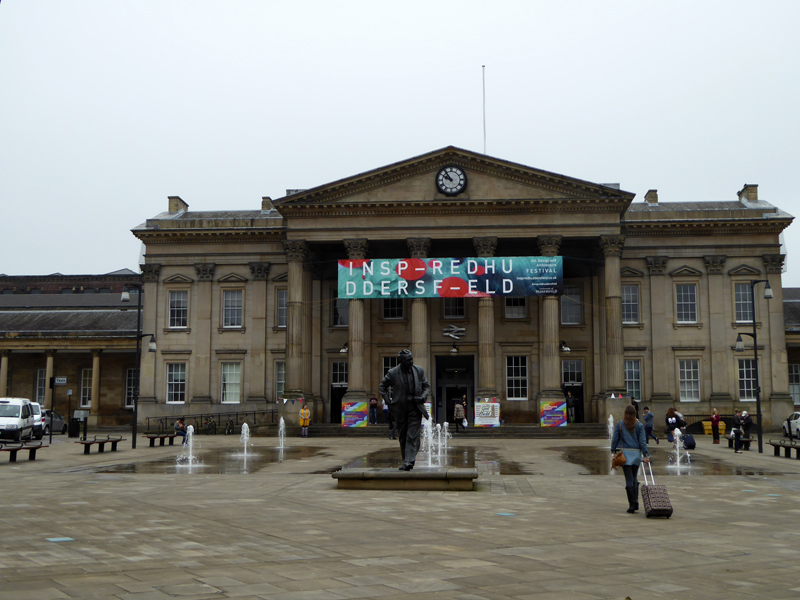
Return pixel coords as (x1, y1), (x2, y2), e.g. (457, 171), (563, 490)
(368, 394), (379, 425)
(710, 408), (721, 444)
(299, 404), (310, 438)
(565, 390), (576, 424)
(453, 399), (465, 433)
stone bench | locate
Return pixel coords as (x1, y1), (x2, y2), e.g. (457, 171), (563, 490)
(75, 435), (126, 455)
(0, 441), (47, 463)
(144, 433), (180, 447)
(332, 467), (479, 491)
(767, 439), (800, 459)
(724, 435), (753, 451)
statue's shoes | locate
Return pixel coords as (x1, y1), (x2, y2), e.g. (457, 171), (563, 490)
(399, 463), (414, 471)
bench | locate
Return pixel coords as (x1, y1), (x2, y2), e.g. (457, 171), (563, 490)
(144, 433), (180, 447)
(75, 435), (126, 455)
(0, 441), (48, 462)
(767, 439), (800, 459)
(725, 434), (753, 451)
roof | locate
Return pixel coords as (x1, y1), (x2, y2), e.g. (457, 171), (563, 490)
(0, 295), (133, 309)
(0, 310), (137, 336)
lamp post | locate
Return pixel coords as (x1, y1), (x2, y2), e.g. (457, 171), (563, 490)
(735, 279), (773, 454)
(122, 284), (156, 449)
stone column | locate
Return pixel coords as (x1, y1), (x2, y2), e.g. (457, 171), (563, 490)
(600, 236), (626, 396)
(302, 254), (315, 398)
(89, 349), (102, 426)
(408, 238), (431, 378)
(0, 350), (8, 397)
(705, 256), (732, 404)
(343, 239), (369, 403)
(646, 257), (672, 404)
(138, 264), (160, 409)
(192, 263), (215, 403)
(474, 236), (498, 400)
(538, 237), (563, 403)
(764, 254), (793, 424)
(44, 350), (55, 410)
(283, 241), (307, 403)
(248, 262), (270, 403)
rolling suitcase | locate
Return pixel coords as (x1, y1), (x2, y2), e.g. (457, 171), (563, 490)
(641, 462), (673, 518)
(682, 434), (696, 450)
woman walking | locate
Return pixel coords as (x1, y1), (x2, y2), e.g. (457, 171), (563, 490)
(299, 403), (311, 438)
(453, 400), (466, 433)
(611, 405), (650, 514)
(710, 408), (721, 444)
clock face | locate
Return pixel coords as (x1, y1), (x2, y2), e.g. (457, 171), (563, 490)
(436, 166), (467, 196)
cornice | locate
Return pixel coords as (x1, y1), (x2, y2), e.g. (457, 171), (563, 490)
(623, 219), (792, 236)
(133, 230), (284, 244)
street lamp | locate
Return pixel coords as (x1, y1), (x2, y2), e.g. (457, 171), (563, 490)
(122, 284), (156, 449)
(734, 279), (773, 454)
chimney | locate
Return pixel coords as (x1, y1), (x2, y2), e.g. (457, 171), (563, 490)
(262, 196), (275, 211)
(737, 184), (758, 202)
(168, 196), (189, 213)
(645, 189), (658, 205)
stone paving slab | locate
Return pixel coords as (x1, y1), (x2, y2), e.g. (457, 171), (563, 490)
(2, 432), (800, 598)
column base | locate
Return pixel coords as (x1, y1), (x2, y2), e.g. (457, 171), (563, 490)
(342, 389), (368, 403)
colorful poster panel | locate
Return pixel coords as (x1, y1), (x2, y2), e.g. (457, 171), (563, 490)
(540, 400), (567, 427)
(342, 401), (368, 427)
(474, 401), (500, 427)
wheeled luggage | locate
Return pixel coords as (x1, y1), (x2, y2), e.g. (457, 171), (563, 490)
(682, 434), (696, 450)
(641, 462), (673, 518)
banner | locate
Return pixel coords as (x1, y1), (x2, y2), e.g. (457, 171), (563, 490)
(474, 401), (500, 427)
(341, 401), (367, 427)
(540, 400), (567, 427)
(338, 256), (562, 299)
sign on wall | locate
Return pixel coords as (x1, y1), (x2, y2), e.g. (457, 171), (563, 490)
(341, 401), (367, 427)
(540, 400), (567, 427)
(338, 256), (563, 299)
(473, 401), (500, 427)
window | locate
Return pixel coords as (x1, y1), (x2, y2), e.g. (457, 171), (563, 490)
(222, 289), (243, 328)
(505, 297), (526, 319)
(738, 359), (757, 401)
(35, 368), (46, 404)
(506, 356), (528, 400)
(562, 360), (583, 385)
(80, 368), (92, 407)
(678, 359), (700, 401)
(675, 283), (697, 324)
(382, 298), (404, 320)
(735, 282), (754, 323)
(221, 362), (242, 403)
(383, 356), (399, 376)
(790, 365), (800, 405)
(125, 368), (138, 408)
(443, 298), (465, 319)
(275, 361), (286, 400)
(622, 285), (639, 324)
(331, 361), (348, 386)
(166, 363), (186, 403)
(276, 289), (287, 328)
(332, 291), (349, 326)
(625, 360), (641, 401)
(561, 286), (581, 325)
(169, 290), (189, 328)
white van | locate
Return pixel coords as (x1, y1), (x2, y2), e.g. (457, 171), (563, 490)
(0, 398), (35, 441)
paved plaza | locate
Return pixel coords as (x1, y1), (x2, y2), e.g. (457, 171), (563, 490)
(2, 430), (800, 600)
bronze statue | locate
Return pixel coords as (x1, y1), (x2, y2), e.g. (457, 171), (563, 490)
(379, 349), (430, 471)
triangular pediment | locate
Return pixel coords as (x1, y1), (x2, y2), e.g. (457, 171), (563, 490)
(272, 146), (634, 211)
(163, 274), (194, 284)
(727, 264), (762, 277)
(218, 273), (248, 283)
(272, 272), (288, 283)
(621, 266), (644, 278)
(669, 265), (703, 277)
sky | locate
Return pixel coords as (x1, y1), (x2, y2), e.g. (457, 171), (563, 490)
(2, 1), (799, 283)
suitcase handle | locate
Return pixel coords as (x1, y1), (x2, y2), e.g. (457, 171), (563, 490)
(642, 461), (656, 486)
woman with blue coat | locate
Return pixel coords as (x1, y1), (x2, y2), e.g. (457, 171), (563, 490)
(611, 404), (650, 514)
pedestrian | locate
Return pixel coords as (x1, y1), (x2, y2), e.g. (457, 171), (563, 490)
(565, 390), (576, 424)
(299, 403), (310, 438)
(368, 393), (379, 425)
(461, 397), (469, 426)
(642, 406), (659, 444)
(731, 409), (744, 453)
(630, 397), (639, 420)
(383, 397), (396, 439)
(453, 399), (466, 433)
(174, 417), (188, 446)
(665, 407), (686, 445)
(710, 408), (721, 444)
(610, 404), (650, 514)
(741, 410), (753, 439)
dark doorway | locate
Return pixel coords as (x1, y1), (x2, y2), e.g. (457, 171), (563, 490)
(564, 384), (584, 423)
(434, 354), (474, 425)
(330, 386), (347, 424)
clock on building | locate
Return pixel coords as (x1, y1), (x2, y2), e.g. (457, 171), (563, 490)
(436, 165), (467, 196)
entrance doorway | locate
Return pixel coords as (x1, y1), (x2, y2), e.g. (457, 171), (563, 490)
(330, 386), (347, 424)
(434, 355), (474, 425)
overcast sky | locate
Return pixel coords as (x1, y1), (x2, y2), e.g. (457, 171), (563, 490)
(2, 1), (799, 284)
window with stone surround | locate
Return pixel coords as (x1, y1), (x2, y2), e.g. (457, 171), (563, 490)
(221, 362), (242, 403)
(222, 289), (243, 328)
(738, 358), (757, 401)
(678, 359), (700, 401)
(735, 282), (754, 323)
(168, 290), (189, 328)
(622, 284), (639, 324)
(506, 356), (528, 400)
(166, 363), (186, 404)
(80, 368), (92, 407)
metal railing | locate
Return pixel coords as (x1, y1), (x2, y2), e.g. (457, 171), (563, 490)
(145, 409), (279, 434)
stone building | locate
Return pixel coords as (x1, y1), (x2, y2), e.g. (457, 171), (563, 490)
(127, 147), (795, 427)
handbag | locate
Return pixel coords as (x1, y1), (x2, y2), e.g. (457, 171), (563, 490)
(462, 418), (468, 428)
(611, 450), (626, 469)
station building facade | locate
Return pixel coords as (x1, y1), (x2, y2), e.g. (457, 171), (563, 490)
(123, 147), (795, 426)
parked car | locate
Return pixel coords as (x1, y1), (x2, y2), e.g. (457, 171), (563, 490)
(783, 412), (800, 438)
(42, 409), (68, 435)
(30, 402), (44, 439)
(0, 397), (35, 441)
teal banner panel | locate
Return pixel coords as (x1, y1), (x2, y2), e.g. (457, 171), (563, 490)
(338, 256), (562, 299)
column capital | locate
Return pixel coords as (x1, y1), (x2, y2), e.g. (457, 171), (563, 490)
(646, 256), (668, 276)
(473, 237), (497, 258)
(249, 262), (271, 281)
(537, 236), (562, 257)
(406, 237), (430, 258)
(344, 239), (369, 260)
(0, 349), (9, 357)
(45, 349), (57, 357)
(91, 349), (103, 357)
(703, 255), (727, 275)
(141, 264), (161, 283)
(763, 254), (785, 274)
(194, 263), (216, 281)
(599, 235), (625, 258)
(283, 239), (308, 262)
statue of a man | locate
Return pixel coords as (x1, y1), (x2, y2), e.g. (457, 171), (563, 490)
(379, 349), (430, 471)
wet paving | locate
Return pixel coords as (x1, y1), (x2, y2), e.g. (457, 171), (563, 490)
(553, 445), (791, 477)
